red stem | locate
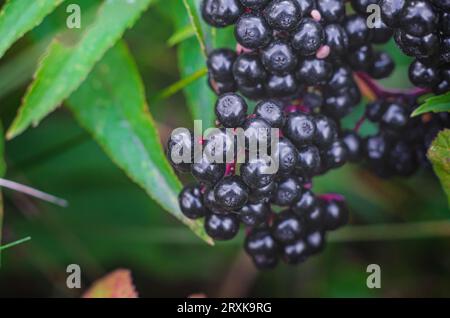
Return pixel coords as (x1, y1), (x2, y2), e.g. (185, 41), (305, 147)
(319, 193), (346, 202)
(355, 72), (431, 100)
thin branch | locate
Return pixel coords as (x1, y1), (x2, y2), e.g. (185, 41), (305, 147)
(0, 178), (68, 207)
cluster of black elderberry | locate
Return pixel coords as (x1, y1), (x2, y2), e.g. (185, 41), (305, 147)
(204, 0), (396, 119)
(171, 95), (350, 269)
(166, 0), (450, 270)
(361, 98), (450, 177)
(377, 0), (450, 93)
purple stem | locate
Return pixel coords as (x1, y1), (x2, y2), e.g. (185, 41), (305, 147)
(319, 193), (346, 202)
(355, 72), (431, 99)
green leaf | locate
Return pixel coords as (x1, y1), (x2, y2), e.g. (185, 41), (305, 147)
(412, 92), (450, 117)
(167, 24), (195, 47)
(67, 42), (213, 245)
(0, 0), (64, 59)
(428, 129), (450, 207)
(0, 236), (31, 252)
(7, 0), (154, 140)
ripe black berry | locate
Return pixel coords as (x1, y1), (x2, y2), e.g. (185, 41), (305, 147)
(399, 0), (437, 37)
(202, 0), (243, 27)
(291, 18), (325, 56)
(274, 138), (298, 175)
(265, 73), (298, 97)
(296, 58), (334, 85)
(369, 51), (395, 79)
(380, 102), (409, 131)
(254, 100), (285, 128)
(409, 59), (440, 88)
(214, 176), (249, 211)
(192, 157), (226, 185)
(215, 93), (248, 128)
(344, 14), (372, 48)
(239, 202), (271, 226)
(341, 130), (362, 162)
(207, 49), (237, 82)
(235, 13), (272, 49)
(261, 40), (298, 75)
(241, 158), (276, 189)
(272, 177), (302, 206)
(322, 198), (349, 231)
(245, 229), (278, 256)
(282, 239), (308, 264)
(292, 190), (317, 216)
(179, 185), (208, 219)
(295, 145), (321, 176)
(167, 129), (193, 173)
(347, 45), (374, 72)
(272, 211), (304, 243)
(283, 112), (317, 147)
(233, 53), (267, 84)
(305, 230), (326, 255)
(264, 0), (302, 31)
(314, 115), (338, 147)
(322, 140), (348, 170)
(317, 0), (346, 23)
(205, 213), (240, 240)
(324, 24), (349, 57)
(380, 0), (406, 28)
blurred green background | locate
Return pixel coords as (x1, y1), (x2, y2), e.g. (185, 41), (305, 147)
(0, 0), (449, 298)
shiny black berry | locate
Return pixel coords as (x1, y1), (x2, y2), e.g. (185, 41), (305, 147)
(369, 51), (395, 79)
(283, 112), (317, 147)
(241, 158), (276, 189)
(179, 185), (208, 219)
(399, 0), (437, 37)
(274, 138), (298, 175)
(282, 239), (308, 264)
(344, 14), (372, 48)
(322, 140), (348, 170)
(239, 202), (271, 226)
(215, 93), (248, 128)
(291, 18), (325, 56)
(235, 13), (272, 49)
(254, 100), (285, 128)
(167, 129), (193, 173)
(380, 0), (406, 28)
(341, 130), (362, 162)
(261, 40), (298, 75)
(192, 157), (226, 185)
(240, 0), (270, 10)
(272, 211), (304, 243)
(207, 49), (237, 82)
(272, 177), (302, 206)
(233, 53), (267, 84)
(317, 0), (346, 23)
(295, 145), (321, 176)
(214, 176), (249, 211)
(296, 58), (333, 85)
(314, 115), (338, 147)
(409, 59), (440, 88)
(324, 24), (349, 57)
(201, 0), (243, 27)
(205, 213), (240, 240)
(245, 229), (278, 256)
(264, 0), (302, 31)
(322, 198), (349, 231)
(292, 190), (317, 216)
(265, 73), (298, 97)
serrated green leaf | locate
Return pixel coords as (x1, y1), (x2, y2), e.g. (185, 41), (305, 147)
(428, 129), (450, 207)
(67, 42), (213, 245)
(0, 0), (64, 59)
(7, 0), (154, 140)
(412, 92), (450, 117)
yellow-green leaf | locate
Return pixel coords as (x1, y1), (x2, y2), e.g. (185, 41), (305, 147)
(0, 0), (64, 59)
(67, 42), (213, 245)
(7, 0), (154, 140)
